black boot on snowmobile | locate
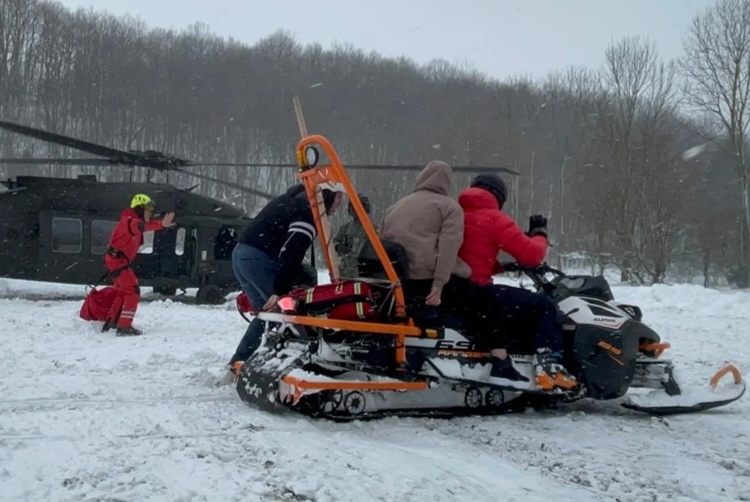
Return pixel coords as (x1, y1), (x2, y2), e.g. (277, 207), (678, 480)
(488, 357), (531, 389)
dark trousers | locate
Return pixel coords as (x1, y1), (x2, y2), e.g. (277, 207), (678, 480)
(405, 277), (563, 354)
(479, 284), (564, 354)
(404, 276), (487, 334)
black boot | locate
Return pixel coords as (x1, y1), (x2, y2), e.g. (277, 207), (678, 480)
(102, 320), (115, 332)
(116, 326), (142, 336)
(488, 357), (531, 389)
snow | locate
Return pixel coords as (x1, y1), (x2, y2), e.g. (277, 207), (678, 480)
(0, 275), (748, 502)
(681, 143), (708, 160)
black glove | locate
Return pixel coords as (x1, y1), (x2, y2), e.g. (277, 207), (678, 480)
(527, 214), (547, 238)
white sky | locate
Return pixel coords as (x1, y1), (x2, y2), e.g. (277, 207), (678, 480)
(55, 0), (715, 82)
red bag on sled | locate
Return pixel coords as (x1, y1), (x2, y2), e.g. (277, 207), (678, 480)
(236, 292), (257, 322)
(289, 280), (377, 321)
(79, 286), (122, 322)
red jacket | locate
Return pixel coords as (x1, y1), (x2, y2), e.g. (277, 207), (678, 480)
(457, 187), (548, 285)
(108, 208), (164, 262)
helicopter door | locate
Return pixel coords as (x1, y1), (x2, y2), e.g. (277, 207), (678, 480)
(39, 211), (94, 283)
(175, 227), (193, 276)
(154, 226), (192, 279)
(156, 227), (179, 278)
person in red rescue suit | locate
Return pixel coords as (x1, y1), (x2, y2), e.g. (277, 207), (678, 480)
(457, 173), (577, 392)
(103, 194), (175, 336)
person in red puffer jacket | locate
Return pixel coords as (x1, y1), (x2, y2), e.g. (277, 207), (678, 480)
(103, 194), (175, 336)
(457, 174), (576, 392)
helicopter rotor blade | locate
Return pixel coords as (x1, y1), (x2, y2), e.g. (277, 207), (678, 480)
(188, 162), (520, 175)
(172, 167), (275, 200)
(0, 157), (114, 166)
(346, 164), (520, 175)
(0, 120), (146, 165)
(0, 120), (520, 176)
(0, 119), (195, 170)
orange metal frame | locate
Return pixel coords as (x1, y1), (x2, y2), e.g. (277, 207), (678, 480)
(279, 372), (429, 405)
(639, 342), (671, 359)
(257, 134), (422, 367)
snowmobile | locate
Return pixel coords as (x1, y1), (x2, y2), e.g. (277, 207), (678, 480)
(235, 134), (745, 420)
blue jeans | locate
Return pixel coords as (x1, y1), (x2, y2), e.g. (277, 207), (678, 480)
(230, 243), (277, 363)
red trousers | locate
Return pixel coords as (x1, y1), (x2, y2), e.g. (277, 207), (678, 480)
(104, 255), (140, 328)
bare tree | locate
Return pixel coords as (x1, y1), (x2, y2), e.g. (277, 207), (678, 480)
(0, 0), (739, 283)
(681, 0), (750, 287)
(579, 37), (687, 283)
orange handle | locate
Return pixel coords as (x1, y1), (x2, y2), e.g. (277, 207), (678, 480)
(639, 342), (671, 359)
(709, 364), (742, 388)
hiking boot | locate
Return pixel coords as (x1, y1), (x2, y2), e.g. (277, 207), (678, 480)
(102, 320), (115, 333)
(488, 357), (531, 389)
(222, 361), (244, 384)
(534, 349), (577, 391)
(116, 326), (143, 336)
(217, 361), (244, 386)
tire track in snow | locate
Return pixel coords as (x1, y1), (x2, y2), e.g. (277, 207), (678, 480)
(0, 394), (235, 408)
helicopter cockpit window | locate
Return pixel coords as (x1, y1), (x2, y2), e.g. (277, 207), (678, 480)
(91, 220), (117, 254)
(175, 228), (186, 256)
(139, 232), (154, 254)
(51, 217), (82, 254)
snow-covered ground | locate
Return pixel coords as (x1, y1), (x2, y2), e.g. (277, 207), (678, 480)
(0, 274), (748, 502)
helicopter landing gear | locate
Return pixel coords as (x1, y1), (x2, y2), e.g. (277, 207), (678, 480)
(196, 284), (226, 305)
(153, 286), (177, 296)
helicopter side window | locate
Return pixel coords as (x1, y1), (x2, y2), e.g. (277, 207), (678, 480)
(51, 217), (82, 254)
(175, 228), (186, 256)
(91, 220), (117, 254)
(139, 232), (154, 254)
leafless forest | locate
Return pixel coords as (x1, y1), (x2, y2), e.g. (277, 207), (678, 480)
(1, 0), (749, 287)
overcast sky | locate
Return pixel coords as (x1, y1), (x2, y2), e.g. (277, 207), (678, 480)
(55, 0), (715, 82)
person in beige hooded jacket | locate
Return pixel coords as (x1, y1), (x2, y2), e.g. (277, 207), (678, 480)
(380, 160), (471, 306)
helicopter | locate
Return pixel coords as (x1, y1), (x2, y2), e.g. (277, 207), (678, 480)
(0, 112), (518, 305)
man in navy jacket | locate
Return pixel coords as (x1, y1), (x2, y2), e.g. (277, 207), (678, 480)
(228, 182), (344, 373)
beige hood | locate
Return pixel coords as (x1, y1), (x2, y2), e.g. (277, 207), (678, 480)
(413, 160), (452, 196)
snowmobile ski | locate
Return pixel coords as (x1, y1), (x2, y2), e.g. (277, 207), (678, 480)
(621, 363), (745, 415)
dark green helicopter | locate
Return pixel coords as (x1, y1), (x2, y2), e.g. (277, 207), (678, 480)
(0, 119), (518, 304)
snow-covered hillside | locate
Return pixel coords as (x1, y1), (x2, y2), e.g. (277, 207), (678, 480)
(0, 276), (748, 502)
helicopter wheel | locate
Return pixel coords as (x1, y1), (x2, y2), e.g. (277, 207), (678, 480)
(196, 285), (226, 305)
(153, 286), (177, 296)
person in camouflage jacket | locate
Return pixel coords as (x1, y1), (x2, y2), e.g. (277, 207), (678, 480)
(334, 193), (371, 278)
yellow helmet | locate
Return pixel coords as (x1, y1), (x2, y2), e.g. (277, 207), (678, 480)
(130, 193), (154, 209)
